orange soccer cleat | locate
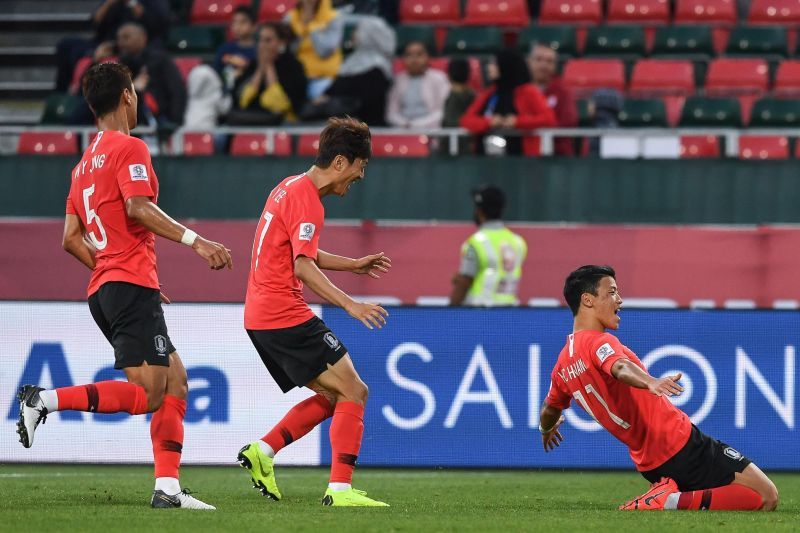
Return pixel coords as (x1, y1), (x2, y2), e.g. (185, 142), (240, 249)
(619, 477), (679, 511)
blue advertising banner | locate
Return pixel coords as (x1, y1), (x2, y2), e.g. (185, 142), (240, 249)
(320, 307), (799, 470)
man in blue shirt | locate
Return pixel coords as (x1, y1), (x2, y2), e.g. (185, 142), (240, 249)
(214, 6), (257, 92)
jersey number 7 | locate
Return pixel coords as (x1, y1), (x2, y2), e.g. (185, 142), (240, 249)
(572, 384), (631, 429)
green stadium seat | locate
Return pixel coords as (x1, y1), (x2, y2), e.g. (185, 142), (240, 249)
(652, 25), (714, 58)
(680, 97), (742, 127)
(577, 99), (592, 126)
(40, 93), (82, 124)
(584, 26), (646, 58)
(443, 27), (504, 55)
(516, 25), (578, 57)
(619, 99), (668, 127)
(395, 25), (437, 55)
(168, 25), (225, 53)
(726, 26), (788, 58)
(749, 98), (800, 128)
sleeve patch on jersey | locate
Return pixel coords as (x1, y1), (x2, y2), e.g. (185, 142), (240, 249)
(129, 164), (148, 182)
(596, 342), (616, 363)
(299, 223), (316, 241)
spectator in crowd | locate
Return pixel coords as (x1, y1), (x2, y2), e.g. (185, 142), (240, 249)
(441, 58), (476, 154)
(117, 22), (186, 127)
(228, 23), (308, 125)
(450, 185), (527, 307)
(55, 0), (170, 93)
(302, 16), (394, 126)
(527, 42), (577, 156)
(461, 50), (556, 156)
(287, 0), (344, 99)
(184, 65), (231, 130)
(214, 6), (258, 93)
(386, 41), (450, 128)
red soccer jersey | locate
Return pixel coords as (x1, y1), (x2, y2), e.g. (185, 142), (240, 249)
(245, 174), (324, 330)
(66, 130), (159, 296)
(545, 330), (692, 471)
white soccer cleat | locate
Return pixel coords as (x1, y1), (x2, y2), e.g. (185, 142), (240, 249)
(16, 385), (49, 448)
(151, 489), (216, 510)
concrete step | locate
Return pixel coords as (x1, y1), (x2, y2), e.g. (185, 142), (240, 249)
(0, 66), (56, 84)
(0, 99), (43, 125)
(0, 30), (93, 48)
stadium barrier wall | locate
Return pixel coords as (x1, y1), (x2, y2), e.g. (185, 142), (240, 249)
(4, 155), (800, 223)
(3, 303), (798, 470)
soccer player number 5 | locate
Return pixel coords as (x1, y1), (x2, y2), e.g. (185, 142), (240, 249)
(82, 184), (108, 250)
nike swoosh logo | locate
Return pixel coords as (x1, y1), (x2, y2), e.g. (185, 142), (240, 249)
(644, 490), (667, 506)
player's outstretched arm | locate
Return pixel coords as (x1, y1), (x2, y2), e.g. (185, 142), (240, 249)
(539, 402), (566, 452)
(295, 256), (389, 330)
(62, 214), (97, 269)
(611, 359), (684, 397)
(317, 250), (392, 278)
(125, 196), (233, 270)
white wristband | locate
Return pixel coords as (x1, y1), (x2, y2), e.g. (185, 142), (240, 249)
(181, 229), (198, 246)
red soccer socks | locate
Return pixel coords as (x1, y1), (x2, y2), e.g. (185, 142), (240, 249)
(328, 402), (365, 485)
(262, 394), (335, 455)
(669, 483), (763, 511)
(150, 395), (186, 479)
(54, 381), (148, 414)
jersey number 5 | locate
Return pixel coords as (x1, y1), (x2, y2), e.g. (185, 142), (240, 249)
(572, 384), (631, 429)
(82, 184), (108, 250)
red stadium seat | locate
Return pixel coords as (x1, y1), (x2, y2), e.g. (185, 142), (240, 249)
(562, 59), (625, 97)
(272, 132), (292, 156)
(662, 96), (687, 127)
(174, 56), (203, 83)
(774, 60), (800, 96)
(607, 0), (670, 25)
(230, 133), (266, 156)
(190, 0), (252, 24)
(17, 132), (78, 155)
(539, 0), (603, 25)
(372, 135), (430, 157)
(258, 0), (293, 22)
(399, 0), (461, 24)
(629, 60), (694, 96)
(680, 136), (720, 158)
(739, 135), (789, 160)
(394, 56), (483, 92)
(748, 0), (800, 24)
(675, 0), (737, 24)
(705, 59), (769, 95)
(463, 0), (530, 26)
(297, 134), (319, 157)
(183, 133), (214, 156)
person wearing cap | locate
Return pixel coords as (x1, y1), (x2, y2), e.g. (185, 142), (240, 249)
(449, 185), (528, 306)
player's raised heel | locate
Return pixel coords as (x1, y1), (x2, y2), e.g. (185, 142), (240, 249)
(237, 442), (282, 501)
(321, 488), (389, 507)
(16, 385), (48, 449)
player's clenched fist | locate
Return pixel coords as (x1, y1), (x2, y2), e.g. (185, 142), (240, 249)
(193, 237), (233, 270)
(346, 301), (389, 330)
(647, 372), (684, 397)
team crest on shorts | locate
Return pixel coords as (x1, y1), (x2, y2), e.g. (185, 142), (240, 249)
(154, 335), (168, 356)
(724, 447), (743, 461)
(324, 332), (340, 350)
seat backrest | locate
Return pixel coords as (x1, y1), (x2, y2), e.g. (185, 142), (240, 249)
(539, 0), (603, 25)
(372, 135), (430, 157)
(395, 25), (437, 55)
(774, 60), (800, 95)
(562, 59), (626, 95)
(739, 135), (789, 160)
(190, 0), (252, 24)
(749, 98), (800, 127)
(680, 135), (720, 158)
(168, 25), (225, 53)
(748, 0), (800, 24)
(297, 134), (319, 157)
(630, 60), (695, 96)
(619, 98), (668, 127)
(607, 0), (670, 24)
(230, 133), (267, 156)
(517, 25), (578, 57)
(725, 26), (787, 57)
(705, 58), (769, 94)
(675, 0), (737, 25)
(399, 0), (461, 24)
(680, 96), (742, 126)
(18, 132), (79, 155)
(583, 26), (647, 57)
(651, 25), (714, 57)
(183, 133), (215, 156)
(258, 0), (293, 22)
(463, 0), (530, 26)
(443, 26), (504, 55)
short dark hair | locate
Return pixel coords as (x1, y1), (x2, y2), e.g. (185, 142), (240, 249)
(261, 21), (292, 43)
(404, 40), (430, 56)
(232, 5), (255, 22)
(314, 116), (372, 168)
(447, 58), (470, 84)
(82, 62), (133, 118)
(563, 265), (616, 316)
(472, 184), (505, 220)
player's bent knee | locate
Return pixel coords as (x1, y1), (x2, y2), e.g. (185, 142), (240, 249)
(145, 387), (166, 412)
(338, 380), (368, 406)
(762, 486), (779, 511)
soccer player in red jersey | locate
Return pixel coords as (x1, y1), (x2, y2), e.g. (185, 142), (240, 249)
(237, 117), (392, 507)
(16, 62), (232, 510)
(539, 265), (779, 511)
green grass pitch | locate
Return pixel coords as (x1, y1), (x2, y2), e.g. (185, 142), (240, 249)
(1, 465), (799, 531)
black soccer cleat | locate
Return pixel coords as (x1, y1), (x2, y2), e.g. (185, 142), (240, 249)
(16, 385), (48, 449)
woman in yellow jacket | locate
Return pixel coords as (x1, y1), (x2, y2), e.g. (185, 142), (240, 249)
(286, 0), (343, 99)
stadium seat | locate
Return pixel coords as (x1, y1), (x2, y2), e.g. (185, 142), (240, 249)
(463, 0), (530, 27)
(738, 135), (789, 160)
(629, 60), (695, 96)
(174, 56), (203, 83)
(17, 132), (79, 155)
(680, 135), (720, 158)
(749, 98), (800, 127)
(443, 27), (504, 55)
(725, 26), (788, 58)
(576, 99), (592, 126)
(607, 0), (670, 25)
(517, 25), (578, 57)
(651, 25), (714, 58)
(190, 0), (251, 24)
(618, 99), (668, 127)
(399, 0), (461, 24)
(705, 59), (769, 95)
(297, 134), (319, 157)
(774, 60), (800, 97)
(272, 132), (292, 156)
(562, 59), (626, 96)
(40, 93), (82, 124)
(183, 133), (214, 156)
(371, 135), (430, 157)
(680, 97), (742, 127)
(258, 0), (293, 22)
(230, 133), (267, 156)
(583, 26), (647, 58)
(674, 0), (737, 25)
(395, 25), (437, 54)
(539, 0), (603, 25)
(168, 25), (226, 53)
(748, 0), (800, 24)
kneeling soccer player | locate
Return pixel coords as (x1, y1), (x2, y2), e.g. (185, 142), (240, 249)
(237, 117), (392, 507)
(539, 265), (779, 511)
